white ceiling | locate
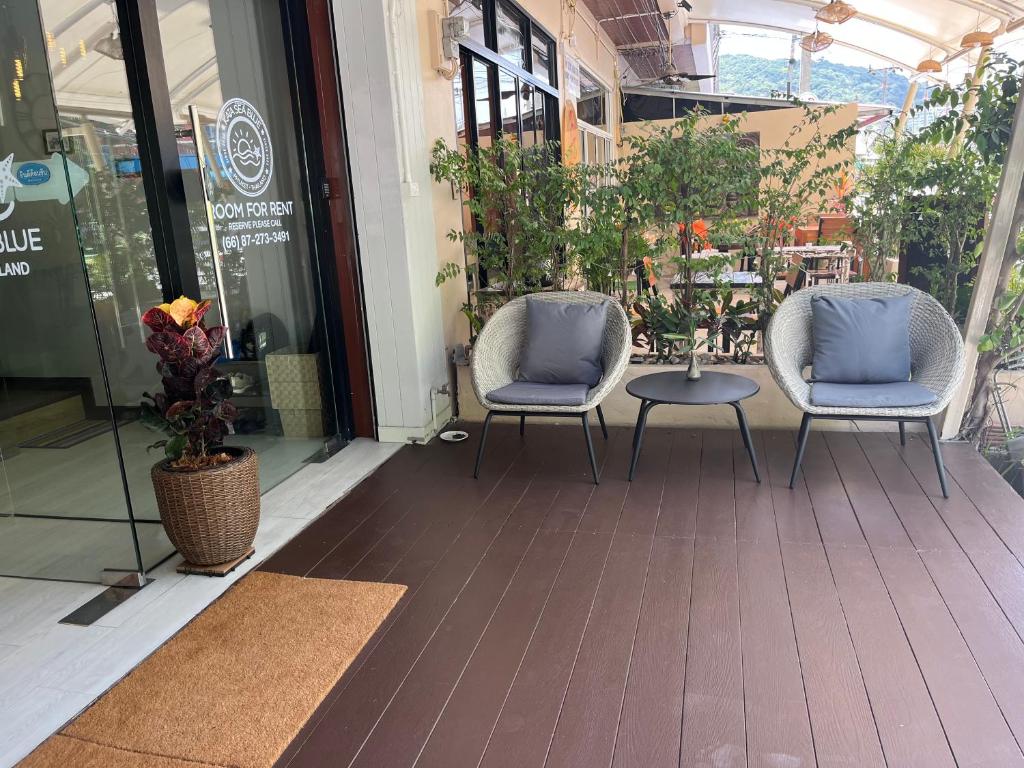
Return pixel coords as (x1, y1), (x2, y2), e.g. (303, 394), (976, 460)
(38, 0), (220, 124)
(686, 0), (1024, 75)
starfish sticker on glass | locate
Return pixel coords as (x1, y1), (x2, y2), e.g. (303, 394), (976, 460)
(0, 153), (22, 222)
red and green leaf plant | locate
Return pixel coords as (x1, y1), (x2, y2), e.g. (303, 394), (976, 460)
(140, 297), (238, 469)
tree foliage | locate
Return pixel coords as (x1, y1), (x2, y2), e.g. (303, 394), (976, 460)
(429, 136), (581, 301)
(748, 103), (857, 319)
(718, 53), (922, 107)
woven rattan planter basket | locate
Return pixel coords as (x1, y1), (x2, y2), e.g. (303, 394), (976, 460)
(151, 446), (260, 566)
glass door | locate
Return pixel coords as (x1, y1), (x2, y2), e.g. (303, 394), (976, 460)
(0, 0), (154, 582)
(0, 0), (348, 583)
(153, 0), (340, 491)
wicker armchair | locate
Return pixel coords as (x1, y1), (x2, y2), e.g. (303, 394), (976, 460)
(765, 282), (965, 497)
(471, 291), (631, 483)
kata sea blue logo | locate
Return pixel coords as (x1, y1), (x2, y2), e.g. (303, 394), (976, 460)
(16, 162), (51, 186)
(215, 98), (273, 198)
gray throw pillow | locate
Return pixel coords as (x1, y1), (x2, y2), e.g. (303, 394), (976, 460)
(811, 294), (913, 384)
(518, 297), (609, 387)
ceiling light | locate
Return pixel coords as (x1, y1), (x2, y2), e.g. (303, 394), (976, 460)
(916, 58), (942, 73)
(816, 1), (857, 25)
(801, 29), (833, 52)
(961, 30), (995, 48)
(93, 22), (123, 60)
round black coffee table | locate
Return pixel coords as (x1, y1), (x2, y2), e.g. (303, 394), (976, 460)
(626, 370), (761, 482)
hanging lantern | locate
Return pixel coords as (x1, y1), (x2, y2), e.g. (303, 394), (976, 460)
(801, 29), (834, 52)
(961, 30), (995, 48)
(815, 0), (857, 25)
(916, 58), (942, 73)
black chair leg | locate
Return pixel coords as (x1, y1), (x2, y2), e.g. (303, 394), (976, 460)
(581, 412), (600, 484)
(628, 401), (655, 481)
(925, 417), (950, 499)
(790, 413), (813, 489)
(595, 404), (609, 439)
(732, 402), (761, 483)
(898, 421), (906, 446)
(519, 415), (525, 437)
(474, 411), (494, 479)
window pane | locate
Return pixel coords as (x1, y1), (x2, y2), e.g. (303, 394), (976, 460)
(531, 31), (552, 84)
(520, 82), (536, 146)
(578, 68), (607, 130)
(495, 1), (526, 70)
(449, 0), (486, 47)
(499, 70), (519, 139)
(473, 59), (495, 148)
(454, 59), (468, 150)
(534, 91), (546, 145)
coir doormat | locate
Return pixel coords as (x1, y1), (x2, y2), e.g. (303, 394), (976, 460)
(19, 571), (406, 768)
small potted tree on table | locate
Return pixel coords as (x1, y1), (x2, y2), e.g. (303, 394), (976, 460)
(141, 297), (260, 575)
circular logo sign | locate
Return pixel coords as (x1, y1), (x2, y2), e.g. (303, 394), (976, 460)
(215, 98), (273, 198)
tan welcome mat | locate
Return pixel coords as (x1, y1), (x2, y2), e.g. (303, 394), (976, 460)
(20, 572), (406, 768)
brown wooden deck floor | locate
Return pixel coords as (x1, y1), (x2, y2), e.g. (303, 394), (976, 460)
(262, 423), (1024, 768)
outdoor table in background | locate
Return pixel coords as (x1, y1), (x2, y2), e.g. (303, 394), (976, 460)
(670, 270), (764, 290)
(777, 244), (852, 285)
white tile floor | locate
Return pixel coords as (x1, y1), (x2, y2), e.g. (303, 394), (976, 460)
(1, 421), (324, 521)
(0, 437), (400, 768)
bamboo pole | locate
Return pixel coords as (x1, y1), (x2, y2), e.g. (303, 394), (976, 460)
(894, 80), (919, 135)
(951, 46), (991, 153)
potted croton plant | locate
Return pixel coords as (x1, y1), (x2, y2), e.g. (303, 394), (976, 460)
(141, 296), (260, 568)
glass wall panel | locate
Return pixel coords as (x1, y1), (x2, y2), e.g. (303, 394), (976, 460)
(535, 91), (547, 145)
(494, 1), (526, 70)
(156, 0), (337, 494)
(520, 82), (536, 147)
(530, 31), (552, 85)
(499, 69), (519, 139)
(473, 59), (495, 148)
(0, 0), (150, 581)
(578, 68), (608, 131)
(450, 0), (486, 47)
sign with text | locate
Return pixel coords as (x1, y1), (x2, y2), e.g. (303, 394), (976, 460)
(0, 152), (89, 279)
(565, 55), (581, 100)
(210, 99), (294, 256)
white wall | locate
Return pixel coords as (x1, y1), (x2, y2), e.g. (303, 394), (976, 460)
(331, 0), (450, 443)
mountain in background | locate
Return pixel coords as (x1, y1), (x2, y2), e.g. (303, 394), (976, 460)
(717, 53), (920, 107)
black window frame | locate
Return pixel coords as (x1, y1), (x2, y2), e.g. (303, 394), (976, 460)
(455, 0), (560, 152)
(457, 0), (558, 97)
(453, 0), (560, 291)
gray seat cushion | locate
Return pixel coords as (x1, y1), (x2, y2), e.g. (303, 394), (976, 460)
(810, 381), (937, 408)
(811, 294), (913, 384)
(487, 381), (591, 407)
(518, 298), (609, 387)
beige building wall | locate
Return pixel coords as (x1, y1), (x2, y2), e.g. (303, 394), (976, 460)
(416, 0), (621, 350)
(621, 102), (859, 214)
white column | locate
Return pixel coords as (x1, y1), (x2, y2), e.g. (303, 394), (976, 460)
(894, 80), (919, 135)
(331, 0), (450, 443)
(799, 46), (811, 95)
(942, 74), (1024, 438)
